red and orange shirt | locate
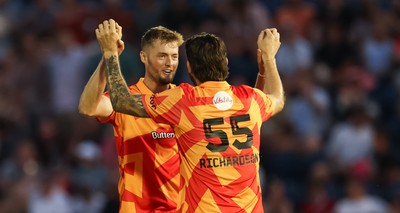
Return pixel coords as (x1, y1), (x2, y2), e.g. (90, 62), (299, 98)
(143, 81), (274, 213)
(98, 78), (180, 213)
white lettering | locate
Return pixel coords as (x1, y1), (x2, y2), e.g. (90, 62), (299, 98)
(151, 131), (176, 139)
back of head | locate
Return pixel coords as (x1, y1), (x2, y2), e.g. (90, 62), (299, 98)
(185, 32), (229, 83)
(141, 26), (184, 51)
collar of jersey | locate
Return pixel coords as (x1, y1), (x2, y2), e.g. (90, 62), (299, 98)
(136, 78), (175, 94)
(135, 78), (153, 95)
(198, 81), (230, 88)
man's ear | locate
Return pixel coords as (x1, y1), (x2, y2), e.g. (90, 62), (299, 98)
(140, 51), (146, 63)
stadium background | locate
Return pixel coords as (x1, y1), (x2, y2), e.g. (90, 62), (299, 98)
(0, 0), (399, 212)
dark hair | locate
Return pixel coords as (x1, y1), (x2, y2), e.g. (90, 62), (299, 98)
(185, 32), (229, 83)
(141, 26), (184, 50)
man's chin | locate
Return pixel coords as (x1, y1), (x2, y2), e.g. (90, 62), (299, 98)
(159, 76), (174, 85)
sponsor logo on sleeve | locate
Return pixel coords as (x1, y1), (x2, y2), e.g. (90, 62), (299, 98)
(150, 94), (156, 110)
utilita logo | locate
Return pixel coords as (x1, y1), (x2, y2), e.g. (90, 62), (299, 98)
(213, 91), (233, 111)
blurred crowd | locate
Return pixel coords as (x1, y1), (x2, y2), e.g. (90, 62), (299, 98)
(0, 0), (399, 212)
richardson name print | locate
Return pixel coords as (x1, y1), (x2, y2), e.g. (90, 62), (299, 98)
(199, 153), (259, 169)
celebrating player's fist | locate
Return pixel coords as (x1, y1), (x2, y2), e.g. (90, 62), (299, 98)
(257, 28), (281, 61)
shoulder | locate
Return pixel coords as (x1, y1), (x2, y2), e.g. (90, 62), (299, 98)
(128, 84), (139, 93)
(231, 84), (259, 96)
(231, 84), (254, 91)
(176, 83), (195, 94)
(178, 83), (194, 90)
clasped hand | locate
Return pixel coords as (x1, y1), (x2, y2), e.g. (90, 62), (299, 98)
(96, 19), (124, 56)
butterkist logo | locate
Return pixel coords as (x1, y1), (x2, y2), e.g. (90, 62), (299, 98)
(213, 91), (233, 111)
(151, 131), (175, 139)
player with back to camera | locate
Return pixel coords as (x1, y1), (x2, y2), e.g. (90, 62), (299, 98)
(79, 20), (183, 212)
(98, 19), (284, 212)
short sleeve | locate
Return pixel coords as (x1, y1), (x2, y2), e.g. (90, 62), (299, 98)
(143, 87), (185, 125)
(253, 88), (274, 122)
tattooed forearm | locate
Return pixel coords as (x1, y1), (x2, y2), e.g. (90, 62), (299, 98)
(105, 55), (150, 118)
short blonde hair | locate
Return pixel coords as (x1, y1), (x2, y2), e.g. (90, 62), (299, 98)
(141, 26), (184, 50)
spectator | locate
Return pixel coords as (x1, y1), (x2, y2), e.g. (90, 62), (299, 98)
(326, 104), (376, 180)
(334, 177), (388, 213)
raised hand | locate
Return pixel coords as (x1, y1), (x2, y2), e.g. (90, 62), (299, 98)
(257, 28), (281, 61)
(95, 19), (121, 57)
(115, 22), (125, 55)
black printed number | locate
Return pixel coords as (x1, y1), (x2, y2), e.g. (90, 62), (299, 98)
(203, 115), (253, 152)
(203, 118), (229, 152)
(231, 114), (253, 150)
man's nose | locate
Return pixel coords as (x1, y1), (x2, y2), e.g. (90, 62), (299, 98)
(165, 56), (172, 66)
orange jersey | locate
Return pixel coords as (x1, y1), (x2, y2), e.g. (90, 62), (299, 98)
(98, 78), (180, 213)
(143, 81), (274, 213)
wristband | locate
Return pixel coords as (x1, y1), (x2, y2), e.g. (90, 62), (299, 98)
(258, 72), (265, 78)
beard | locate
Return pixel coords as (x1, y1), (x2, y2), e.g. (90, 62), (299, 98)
(148, 60), (176, 85)
(159, 71), (176, 84)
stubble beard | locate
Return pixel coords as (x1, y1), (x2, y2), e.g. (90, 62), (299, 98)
(159, 72), (175, 85)
(148, 60), (175, 85)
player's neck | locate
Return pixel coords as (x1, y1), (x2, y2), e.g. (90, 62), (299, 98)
(143, 78), (169, 93)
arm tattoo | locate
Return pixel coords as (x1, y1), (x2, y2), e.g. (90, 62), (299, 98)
(105, 55), (150, 118)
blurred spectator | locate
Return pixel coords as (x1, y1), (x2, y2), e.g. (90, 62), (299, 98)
(28, 168), (72, 213)
(223, 0), (271, 86)
(47, 28), (87, 115)
(0, 48), (27, 135)
(315, 23), (357, 71)
(387, 100), (400, 163)
(333, 178), (388, 213)
(326, 104), (376, 181)
(389, 195), (400, 213)
(275, 22), (313, 78)
(95, 0), (136, 44)
(361, 16), (395, 76)
(285, 70), (331, 141)
(274, 0), (316, 39)
(299, 161), (337, 213)
(17, 0), (56, 37)
(11, 30), (52, 114)
(0, 0), (25, 20)
(32, 114), (63, 167)
(331, 59), (376, 119)
(224, 27), (258, 86)
(316, 0), (355, 31)
(0, 139), (41, 213)
(54, 0), (91, 44)
(260, 117), (315, 205)
(69, 140), (108, 213)
(263, 178), (294, 213)
(70, 140), (108, 193)
(226, 0), (271, 52)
